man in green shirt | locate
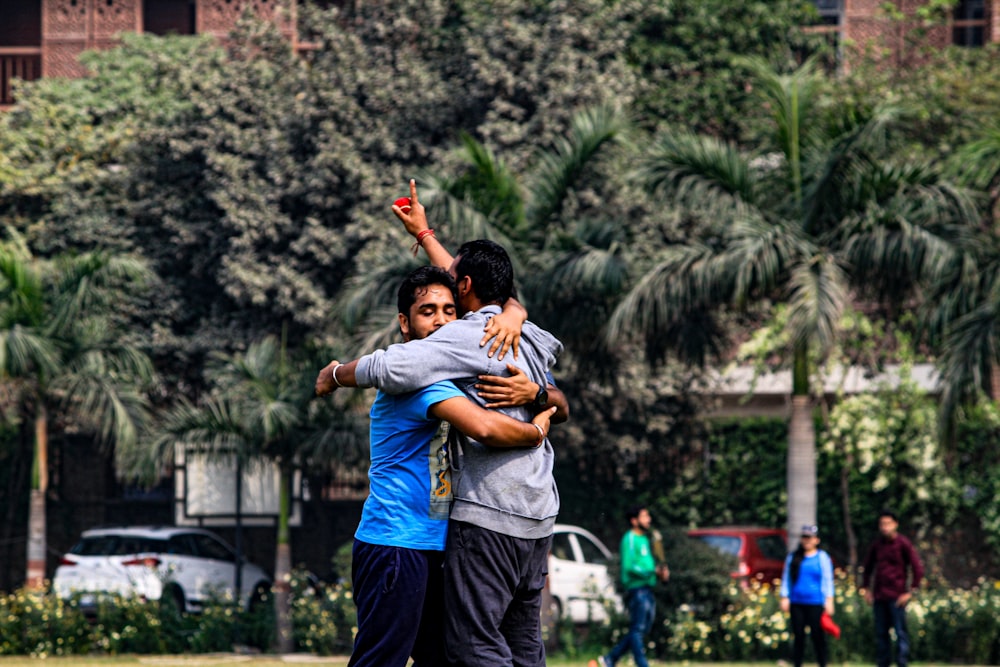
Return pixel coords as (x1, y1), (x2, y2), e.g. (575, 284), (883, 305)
(590, 505), (669, 667)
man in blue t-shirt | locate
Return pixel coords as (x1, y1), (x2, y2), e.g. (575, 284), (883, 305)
(323, 266), (560, 667)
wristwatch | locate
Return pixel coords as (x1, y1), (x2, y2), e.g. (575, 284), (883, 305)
(532, 385), (549, 411)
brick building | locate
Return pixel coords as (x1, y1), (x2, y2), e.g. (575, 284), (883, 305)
(809, 0), (999, 68)
(2, 0), (999, 106)
(0, 0), (304, 106)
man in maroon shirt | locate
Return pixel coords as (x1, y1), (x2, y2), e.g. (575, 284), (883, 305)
(861, 509), (924, 667)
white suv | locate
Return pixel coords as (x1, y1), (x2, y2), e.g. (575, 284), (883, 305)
(547, 524), (622, 623)
(52, 526), (272, 613)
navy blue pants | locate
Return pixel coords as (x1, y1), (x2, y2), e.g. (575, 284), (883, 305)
(348, 540), (445, 667)
(874, 599), (911, 667)
(443, 521), (552, 667)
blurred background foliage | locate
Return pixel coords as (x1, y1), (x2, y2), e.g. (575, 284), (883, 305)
(1, 0), (1000, 594)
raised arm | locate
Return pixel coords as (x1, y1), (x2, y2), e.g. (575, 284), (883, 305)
(392, 178), (454, 269)
(392, 178), (526, 360)
(430, 400), (557, 449)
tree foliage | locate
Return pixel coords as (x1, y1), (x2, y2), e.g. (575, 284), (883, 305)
(0, 0), (999, 590)
(625, 0), (828, 143)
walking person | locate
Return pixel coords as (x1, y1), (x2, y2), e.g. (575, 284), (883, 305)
(780, 524), (835, 667)
(589, 505), (669, 667)
(861, 509), (924, 667)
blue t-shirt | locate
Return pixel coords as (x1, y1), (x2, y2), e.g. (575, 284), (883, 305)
(780, 550), (834, 605)
(355, 381), (464, 551)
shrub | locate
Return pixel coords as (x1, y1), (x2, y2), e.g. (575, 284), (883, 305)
(0, 568), (354, 656)
(289, 572), (357, 656)
(0, 589), (92, 656)
(647, 573), (1000, 663)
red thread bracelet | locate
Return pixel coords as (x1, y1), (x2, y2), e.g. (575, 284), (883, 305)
(416, 229), (435, 245)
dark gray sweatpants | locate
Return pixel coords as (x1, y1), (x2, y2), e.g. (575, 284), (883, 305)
(443, 520), (552, 667)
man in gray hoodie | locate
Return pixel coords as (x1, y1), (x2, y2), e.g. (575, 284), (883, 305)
(318, 239), (565, 667)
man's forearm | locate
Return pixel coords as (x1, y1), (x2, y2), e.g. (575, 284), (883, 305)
(431, 398), (550, 448)
(457, 412), (540, 449)
(315, 359), (365, 396)
(355, 329), (494, 394)
(545, 385), (570, 423)
(417, 233), (454, 270)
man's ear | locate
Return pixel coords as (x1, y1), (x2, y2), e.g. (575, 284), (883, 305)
(457, 275), (472, 298)
(398, 313), (411, 340)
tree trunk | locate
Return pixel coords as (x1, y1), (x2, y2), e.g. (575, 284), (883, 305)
(787, 394), (817, 548)
(274, 471), (294, 654)
(25, 406), (48, 589)
(840, 456), (857, 569)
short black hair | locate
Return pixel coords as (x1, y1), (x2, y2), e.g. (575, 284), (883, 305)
(878, 508), (898, 522)
(397, 266), (458, 316)
(625, 504), (646, 524)
(454, 239), (514, 305)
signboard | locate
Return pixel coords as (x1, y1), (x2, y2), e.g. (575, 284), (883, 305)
(174, 446), (303, 527)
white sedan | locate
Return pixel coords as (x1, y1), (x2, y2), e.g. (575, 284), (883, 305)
(52, 525), (271, 613)
(547, 524), (622, 623)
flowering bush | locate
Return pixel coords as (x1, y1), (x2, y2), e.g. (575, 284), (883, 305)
(0, 589), (92, 656)
(652, 573), (1000, 663)
(6, 568), (1000, 661)
(289, 572), (356, 655)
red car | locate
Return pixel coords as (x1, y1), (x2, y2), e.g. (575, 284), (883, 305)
(687, 526), (789, 585)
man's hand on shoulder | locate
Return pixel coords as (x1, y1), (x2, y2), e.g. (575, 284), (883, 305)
(482, 304), (526, 360)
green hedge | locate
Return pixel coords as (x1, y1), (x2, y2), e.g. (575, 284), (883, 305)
(0, 570), (356, 657)
(7, 569), (1000, 662)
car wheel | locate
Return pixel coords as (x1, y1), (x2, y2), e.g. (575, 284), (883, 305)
(163, 584), (186, 615)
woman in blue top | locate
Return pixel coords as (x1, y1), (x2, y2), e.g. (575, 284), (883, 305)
(780, 524), (835, 667)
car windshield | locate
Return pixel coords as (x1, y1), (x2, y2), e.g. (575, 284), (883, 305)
(696, 535), (741, 557)
(756, 535), (789, 560)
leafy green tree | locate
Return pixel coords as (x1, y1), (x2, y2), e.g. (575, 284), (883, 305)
(828, 43), (1000, 164)
(608, 57), (979, 543)
(818, 372), (954, 565)
(138, 335), (365, 652)
(922, 126), (1000, 425)
(625, 0), (828, 144)
(0, 236), (154, 587)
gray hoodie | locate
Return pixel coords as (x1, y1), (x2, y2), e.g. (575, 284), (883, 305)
(355, 304), (563, 539)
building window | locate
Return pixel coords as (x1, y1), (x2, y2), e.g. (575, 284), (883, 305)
(144, 0), (196, 35)
(0, 0), (42, 46)
(953, 0), (985, 47)
(803, 0), (841, 64)
(811, 0), (841, 24)
(0, 0), (42, 106)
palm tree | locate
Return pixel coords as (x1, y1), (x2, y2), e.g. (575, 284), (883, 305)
(140, 334), (366, 653)
(0, 237), (154, 588)
(608, 57), (978, 547)
(926, 125), (1000, 425)
(336, 104), (631, 370)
